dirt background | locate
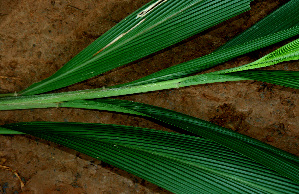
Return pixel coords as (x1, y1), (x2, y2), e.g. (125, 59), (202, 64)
(0, 0), (298, 193)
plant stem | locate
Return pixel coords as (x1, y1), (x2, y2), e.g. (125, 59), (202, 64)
(0, 74), (246, 110)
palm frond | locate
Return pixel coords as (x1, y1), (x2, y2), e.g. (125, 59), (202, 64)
(0, 37), (297, 109)
(2, 122), (299, 193)
(117, 0), (299, 87)
(228, 70), (299, 88)
(59, 99), (299, 184)
(19, 0), (252, 96)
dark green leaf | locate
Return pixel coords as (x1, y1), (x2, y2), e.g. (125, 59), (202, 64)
(20, 0), (252, 96)
(3, 122), (299, 193)
(60, 99), (299, 184)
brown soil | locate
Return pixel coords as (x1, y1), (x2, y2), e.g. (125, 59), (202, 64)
(0, 0), (298, 193)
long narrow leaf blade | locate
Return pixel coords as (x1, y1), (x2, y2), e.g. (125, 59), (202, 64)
(229, 70), (299, 89)
(212, 37), (299, 88)
(116, 0), (299, 88)
(59, 99), (299, 184)
(217, 0), (299, 50)
(19, 0), (252, 96)
(2, 122), (299, 193)
(215, 37), (299, 74)
(0, 38), (297, 109)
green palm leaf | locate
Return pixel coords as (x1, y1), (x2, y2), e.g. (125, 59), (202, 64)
(1, 1), (298, 193)
(117, 0), (299, 88)
(2, 122), (299, 193)
(19, 0), (252, 96)
(0, 37), (297, 110)
(58, 99), (299, 184)
(228, 70), (299, 88)
(217, 0), (299, 50)
(18, 0), (299, 96)
(214, 37), (299, 74)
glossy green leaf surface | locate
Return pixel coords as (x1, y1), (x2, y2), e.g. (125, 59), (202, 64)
(0, 1), (298, 193)
(2, 122), (299, 193)
(117, 0), (299, 88)
(0, 38), (297, 110)
(228, 70), (299, 88)
(20, 0), (252, 96)
(59, 99), (299, 184)
(9, 0), (298, 99)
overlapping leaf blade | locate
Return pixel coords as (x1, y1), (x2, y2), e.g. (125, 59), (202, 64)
(20, 0), (252, 96)
(58, 99), (299, 184)
(0, 37), (297, 110)
(11, 0), (299, 98)
(117, 0), (299, 88)
(0, 1), (298, 193)
(217, 0), (299, 50)
(214, 37), (299, 74)
(228, 70), (299, 88)
(212, 37), (299, 89)
(2, 122), (299, 193)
